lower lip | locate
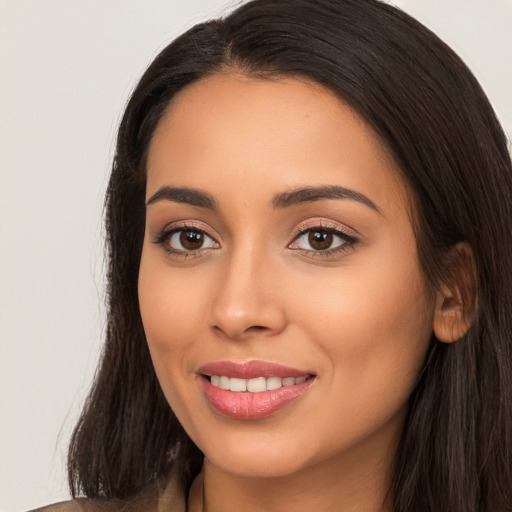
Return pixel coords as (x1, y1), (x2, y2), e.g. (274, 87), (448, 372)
(201, 376), (315, 420)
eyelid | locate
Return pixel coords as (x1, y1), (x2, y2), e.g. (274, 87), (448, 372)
(286, 219), (359, 260)
(288, 219), (357, 244)
(151, 220), (220, 248)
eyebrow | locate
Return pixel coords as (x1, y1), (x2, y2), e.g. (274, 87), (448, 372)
(271, 185), (381, 213)
(146, 184), (380, 214)
(146, 186), (219, 209)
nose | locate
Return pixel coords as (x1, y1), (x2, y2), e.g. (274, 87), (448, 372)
(208, 246), (287, 341)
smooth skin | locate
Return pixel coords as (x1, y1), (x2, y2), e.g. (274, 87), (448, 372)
(138, 73), (469, 512)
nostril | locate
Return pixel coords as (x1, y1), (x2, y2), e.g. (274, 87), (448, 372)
(245, 325), (270, 335)
(210, 308), (287, 340)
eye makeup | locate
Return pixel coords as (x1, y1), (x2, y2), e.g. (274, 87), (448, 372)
(287, 219), (358, 259)
(151, 218), (358, 261)
(151, 221), (220, 259)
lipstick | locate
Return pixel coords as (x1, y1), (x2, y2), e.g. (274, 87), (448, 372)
(198, 361), (316, 420)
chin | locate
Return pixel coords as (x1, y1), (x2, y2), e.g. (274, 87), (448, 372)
(195, 427), (314, 478)
(206, 450), (310, 479)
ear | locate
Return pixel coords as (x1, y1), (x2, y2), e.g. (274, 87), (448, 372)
(433, 242), (478, 343)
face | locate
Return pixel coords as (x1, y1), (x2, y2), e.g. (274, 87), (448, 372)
(139, 73), (435, 480)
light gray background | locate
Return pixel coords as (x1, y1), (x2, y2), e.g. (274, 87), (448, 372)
(1, 1), (511, 511)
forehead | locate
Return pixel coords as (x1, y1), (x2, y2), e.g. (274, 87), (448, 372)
(146, 72), (410, 218)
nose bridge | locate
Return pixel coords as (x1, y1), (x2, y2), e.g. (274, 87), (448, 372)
(209, 240), (286, 340)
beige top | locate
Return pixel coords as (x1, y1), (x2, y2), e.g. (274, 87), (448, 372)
(29, 477), (186, 512)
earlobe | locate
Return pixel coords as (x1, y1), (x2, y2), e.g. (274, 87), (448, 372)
(433, 285), (470, 343)
(432, 243), (478, 344)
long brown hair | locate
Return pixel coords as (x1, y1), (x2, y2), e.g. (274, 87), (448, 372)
(68, 1), (512, 510)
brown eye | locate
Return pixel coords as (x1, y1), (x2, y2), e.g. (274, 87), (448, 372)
(166, 228), (219, 252)
(288, 226), (356, 256)
(180, 230), (204, 250)
(308, 231), (333, 250)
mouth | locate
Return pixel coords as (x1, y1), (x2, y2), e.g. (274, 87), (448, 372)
(205, 374), (314, 392)
(198, 361), (317, 419)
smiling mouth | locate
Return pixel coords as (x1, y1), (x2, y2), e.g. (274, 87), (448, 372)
(200, 373), (317, 420)
(205, 374), (314, 393)
(198, 361), (317, 419)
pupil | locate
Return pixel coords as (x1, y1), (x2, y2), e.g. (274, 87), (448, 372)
(309, 231), (333, 250)
(180, 230), (203, 250)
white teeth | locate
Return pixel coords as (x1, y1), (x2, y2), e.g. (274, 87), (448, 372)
(247, 377), (267, 393)
(219, 376), (230, 390)
(209, 375), (310, 392)
(229, 378), (247, 392)
(266, 376), (283, 390)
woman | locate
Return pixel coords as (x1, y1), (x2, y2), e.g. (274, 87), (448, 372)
(33, 0), (512, 510)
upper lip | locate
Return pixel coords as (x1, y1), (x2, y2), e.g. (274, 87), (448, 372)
(198, 360), (314, 379)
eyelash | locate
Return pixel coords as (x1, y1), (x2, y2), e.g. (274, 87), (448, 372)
(152, 222), (358, 260)
(289, 222), (357, 259)
(152, 223), (217, 259)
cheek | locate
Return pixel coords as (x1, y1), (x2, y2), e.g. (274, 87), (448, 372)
(139, 274), (198, 350)
(292, 255), (432, 344)
(137, 251), (206, 397)
(289, 245), (434, 421)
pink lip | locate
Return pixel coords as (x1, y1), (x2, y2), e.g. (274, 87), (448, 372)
(198, 360), (316, 420)
(198, 360), (312, 379)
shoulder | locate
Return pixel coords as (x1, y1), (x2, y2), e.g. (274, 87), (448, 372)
(28, 500), (92, 512)
(29, 502), (82, 512)
(27, 476), (185, 512)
